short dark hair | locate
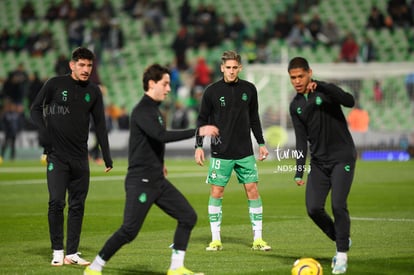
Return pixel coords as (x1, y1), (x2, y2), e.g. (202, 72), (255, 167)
(142, 64), (170, 91)
(221, 50), (242, 64)
(288, 57), (310, 72)
(71, 47), (95, 62)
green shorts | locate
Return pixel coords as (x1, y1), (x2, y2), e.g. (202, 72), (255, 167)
(206, 155), (259, 186)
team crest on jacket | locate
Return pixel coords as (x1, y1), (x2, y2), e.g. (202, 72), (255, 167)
(61, 91), (68, 101)
(84, 93), (91, 102)
(316, 96), (322, 105)
(296, 107), (302, 114)
(158, 115), (164, 125)
(242, 93), (248, 101)
(219, 96), (226, 106)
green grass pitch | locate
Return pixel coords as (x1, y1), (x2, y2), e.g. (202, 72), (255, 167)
(0, 158), (413, 274)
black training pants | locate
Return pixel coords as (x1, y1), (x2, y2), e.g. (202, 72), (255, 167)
(98, 174), (197, 261)
(305, 161), (355, 252)
(46, 153), (90, 254)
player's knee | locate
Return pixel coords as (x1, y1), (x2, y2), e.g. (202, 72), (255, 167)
(119, 226), (139, 243)
(181, 208), (197, 229)
(307, 206), (324, 219)
(211, 185), (224, 198)
(48, 199), (65, 213)
(332, 203), (347, 216)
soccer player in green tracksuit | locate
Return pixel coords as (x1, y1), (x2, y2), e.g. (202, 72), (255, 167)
(84, 64), (218, 275)
(288, 57), (356, 274)
(30, 47), (113, 267)
(195, 50), (271, 252)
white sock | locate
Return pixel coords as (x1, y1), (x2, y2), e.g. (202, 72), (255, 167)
(169, 249), (185, 270)
(53, 249), (64, 255)
(89, 255), (106, 272)
(336, 252), (348, 262)
(249, 198), (263, 241)
(208, 197), (222, 241)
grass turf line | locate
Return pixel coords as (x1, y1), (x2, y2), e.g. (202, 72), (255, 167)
(0, 159), (413, 274)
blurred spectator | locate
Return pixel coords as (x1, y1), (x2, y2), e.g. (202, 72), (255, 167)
(67, 9), (85, 48)
(45, 0), (60, 21)
(215, 15), (230, 44)
(387, 0), (413, 27)
(8, 29), (28, 53)
(155, 0), (170, 17)
(366, 6), (385, 29)
(57, 0), (74, 20)
(405, 72), (414, 101)
(409, 35), (414, 56)
(192, 6), (217, 48)
(131, 0), (147, 18)
(54, 54), (71, 75)
(319, 18), (340, 46)
(27, 72), (44, 109)
(171, 101), (189, 129)
(272, 12), (292, 39)
(105, 102), (122, 127)
(287, 19), (313, 48)
(307, 13), (323, 44)
(339, 32), (359, 62)
(360, 35), (376, 62)
(384, 14), (395, 31)
(20, 1), (36, 23)
(5, 63), (29, 112)
(256, 42), (271, 64)
(228, 14), (247, 51)
(84, 28), (103, 64)
(76, 0), (97, 20)
(410, 0), (414, 23)
(347, 103), (369, 147)
(179, 0), (192, 26)
(105, 19), (125, 66)
(373, 80), (384, 102)
(241, 37), (257, 64)
(347, 104), (369, 132)
(1, 72), (14, 104)
(0, 29), (11, 51)
(143, 1), (165, 36)
(31, 29), (53, 57)
(117, 105), (130, 130)
(193, 57), (212, 90)
(1, 100), (22, 161)
(122, 0), (138, 17)
(168, 61), (182, 98)
(171, 26), (191, 70)
(99, 0), (116, 19)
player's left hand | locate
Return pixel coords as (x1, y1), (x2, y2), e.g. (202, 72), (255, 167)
(199, 125), (219, 136)
(258, 146), (269, 161)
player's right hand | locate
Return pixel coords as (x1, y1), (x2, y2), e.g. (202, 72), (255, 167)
(195, 147), (205, 166)
(295, 179), (305, 186)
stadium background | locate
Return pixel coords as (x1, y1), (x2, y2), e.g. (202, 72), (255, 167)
(0, 0), (413, 160)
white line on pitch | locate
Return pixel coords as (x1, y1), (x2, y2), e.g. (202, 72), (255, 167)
(351, 216), (414, 222)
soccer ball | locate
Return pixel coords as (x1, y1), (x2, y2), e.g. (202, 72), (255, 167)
(291, 258), (323, 275)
